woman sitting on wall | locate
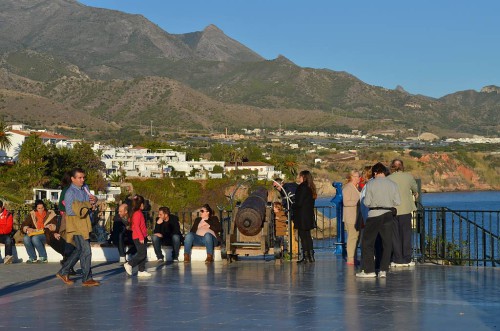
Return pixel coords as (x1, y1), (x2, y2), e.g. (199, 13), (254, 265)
(21, 200), (55, 263)
(183, 204), (222, 263)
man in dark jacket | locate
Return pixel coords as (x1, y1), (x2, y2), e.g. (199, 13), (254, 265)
(151, 207), (182, 262)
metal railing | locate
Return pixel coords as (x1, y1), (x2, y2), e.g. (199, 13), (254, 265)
(414, 205), (500, 267)
(312, 205), (338, 249)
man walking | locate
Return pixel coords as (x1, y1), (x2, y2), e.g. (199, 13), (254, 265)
(388, 159), (419, 267)
(56, 168), (100, 286)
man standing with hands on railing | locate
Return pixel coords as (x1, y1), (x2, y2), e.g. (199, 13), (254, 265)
(388, 159), (419, 267)
(56, 168), (100, 287)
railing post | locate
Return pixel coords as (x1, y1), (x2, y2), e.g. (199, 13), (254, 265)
(482, 232), (487, 266)
(440, 208), (446, 260)
(331, 182), (344, 255)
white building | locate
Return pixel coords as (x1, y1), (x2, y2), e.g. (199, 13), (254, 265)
(1, 126), (69, 160)
(224, 161), (281, 180)
(101, 146), (187, 178)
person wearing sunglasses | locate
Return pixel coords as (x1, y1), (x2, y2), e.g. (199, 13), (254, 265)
(183, 204), (222, 263)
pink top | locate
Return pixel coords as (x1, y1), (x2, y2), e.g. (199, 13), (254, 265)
(196, 219), (216, 238)
(131, 210), (147, 240)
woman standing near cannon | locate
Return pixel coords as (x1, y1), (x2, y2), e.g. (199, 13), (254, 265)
(293, 170), (317, 264)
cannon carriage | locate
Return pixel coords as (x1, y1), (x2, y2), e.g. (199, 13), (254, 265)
(223, 186), (282, 262)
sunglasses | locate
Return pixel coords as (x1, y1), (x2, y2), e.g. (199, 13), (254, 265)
(200, 209), (208, 213)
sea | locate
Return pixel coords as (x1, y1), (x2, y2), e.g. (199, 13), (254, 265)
(316, 191), (500, 211)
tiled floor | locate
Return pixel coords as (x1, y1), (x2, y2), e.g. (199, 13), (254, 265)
(0, 251), (499, 330)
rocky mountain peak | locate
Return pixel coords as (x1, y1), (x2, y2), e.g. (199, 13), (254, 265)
(480, 85), (500, 94)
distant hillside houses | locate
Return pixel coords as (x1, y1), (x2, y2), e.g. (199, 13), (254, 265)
(1, 125), (281, 179)
(100, 146), (189, 178)
(98, 146), (281, 180)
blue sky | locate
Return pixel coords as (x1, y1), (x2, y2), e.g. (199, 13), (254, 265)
(79, 0), (500, 98)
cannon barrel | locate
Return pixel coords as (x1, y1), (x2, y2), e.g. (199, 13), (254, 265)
(235, 187), (268, 236)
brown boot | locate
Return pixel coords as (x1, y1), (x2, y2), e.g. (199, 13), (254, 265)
(184, 253), (191, 263)
(205, 253), (214, 263)
(56, 273), (74, 285)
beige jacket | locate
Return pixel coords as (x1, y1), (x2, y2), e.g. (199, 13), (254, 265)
(388, 171), (418, 215)
(65, 201), (93, 243)
(342, 182), (360, 225)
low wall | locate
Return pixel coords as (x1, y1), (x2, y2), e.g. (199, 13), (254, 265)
(0, 244), (222, 263)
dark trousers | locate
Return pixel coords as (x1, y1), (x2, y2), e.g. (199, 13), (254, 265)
(49, 237), (75, 261)
(129, 239), (147, 272)
(392, 213), (413, 264)
(298, 229), (313, 252)
(361, 212), (393, 273)
(116, 230), (136, 257)
(0, 234), (13, 256)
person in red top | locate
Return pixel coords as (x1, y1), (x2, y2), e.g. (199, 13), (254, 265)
(123, 195), (151, 277)
(0, 200), (14, 264)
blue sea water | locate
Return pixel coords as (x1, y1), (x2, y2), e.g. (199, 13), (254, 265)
(317, 191), (500, 211)
(421, 191), (500, 211)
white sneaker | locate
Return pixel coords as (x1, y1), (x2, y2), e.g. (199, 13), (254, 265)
(391, 262), (408, 268)
(119, 256), (126, 263)
(124, 263), (133, 276)
(356, 271), (377, 278)
(408, 261), (415, 267)
(379, 271), (387, 278)
(4, 255), (13, 264)
(137, 271), (152, 277)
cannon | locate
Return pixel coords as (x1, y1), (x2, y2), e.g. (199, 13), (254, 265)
(225, 186), (277, 262)
(234, 187), (268, 236)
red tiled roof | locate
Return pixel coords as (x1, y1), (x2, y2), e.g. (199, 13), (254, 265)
(8, 130), (68, 140)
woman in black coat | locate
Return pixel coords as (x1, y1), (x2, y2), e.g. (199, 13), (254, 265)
(293, 170), (317, 263)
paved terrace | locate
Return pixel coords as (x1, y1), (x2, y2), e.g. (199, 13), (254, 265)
(0, 251), (498, 330)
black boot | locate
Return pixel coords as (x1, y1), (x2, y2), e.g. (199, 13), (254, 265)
(308, 250), (315, 263)
(309, 249), (316, 262)
(297, 251), (309, 264)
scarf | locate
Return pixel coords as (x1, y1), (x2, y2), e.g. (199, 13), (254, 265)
(35, 211), (47, 230)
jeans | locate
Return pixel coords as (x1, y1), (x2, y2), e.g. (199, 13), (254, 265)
(152, 234), (181, 259)
(59, 235), (92, 282)
(128, 239), (147, 272)
(184, 232), (218, 256)
(23, 234), (47, 260)
(0, 234), (13, 256)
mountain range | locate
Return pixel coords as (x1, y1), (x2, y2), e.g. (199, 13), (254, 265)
(0, 0), (498, 139)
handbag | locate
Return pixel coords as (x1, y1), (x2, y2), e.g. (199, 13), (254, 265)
(354, 201), (364, 231)
(28, 229), (45, 237)
(13, 229), (25, 243)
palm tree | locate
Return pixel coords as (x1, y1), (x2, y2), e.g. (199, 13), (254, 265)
(0, 121), (12, 151)
(158, 159), (167, 178)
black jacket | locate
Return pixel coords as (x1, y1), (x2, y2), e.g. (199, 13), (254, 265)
(153, 214), (182, 237)
(293, 182), (316, 230)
